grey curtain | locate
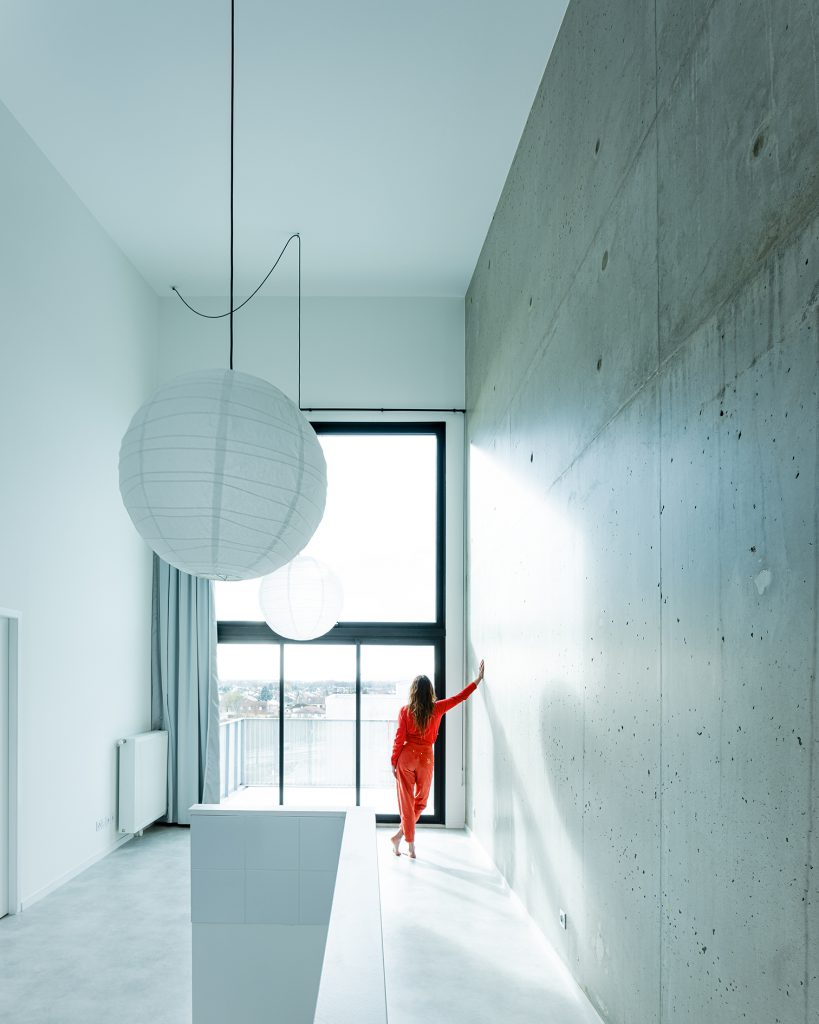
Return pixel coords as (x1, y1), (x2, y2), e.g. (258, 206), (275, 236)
(151, 555), (220, 824)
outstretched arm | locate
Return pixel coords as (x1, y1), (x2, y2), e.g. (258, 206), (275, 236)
(436, 659), (485, 714)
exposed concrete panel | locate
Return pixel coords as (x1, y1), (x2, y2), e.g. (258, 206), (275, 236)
(660, 226), (818, 1023)
(466, 0), (656, 437)
(467, 409), (589, 970)
(465, 0), (819, 1021)
(571, 385), (662, 1023)
(656, 0), (819, 359)
(811, 591), (819, 1024)
(468, 384), (662, 1024)
(654, 0), (716, 100)
(469, 135), (659, 488)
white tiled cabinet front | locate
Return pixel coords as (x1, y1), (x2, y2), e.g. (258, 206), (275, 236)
(191, 808), (344, 1024)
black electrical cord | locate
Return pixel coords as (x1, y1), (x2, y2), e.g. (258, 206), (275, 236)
(169, 1), (301, 389)
(170, 234), (300, 321)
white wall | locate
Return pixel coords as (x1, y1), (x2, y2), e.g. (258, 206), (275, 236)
(158, 293), (464, 409)
(0, 101), (158, 906)
(159, 294), (470, 824)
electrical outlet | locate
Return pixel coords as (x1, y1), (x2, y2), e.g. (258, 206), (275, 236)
(95, 814), (114, 833)
(559, 909), (567, 930)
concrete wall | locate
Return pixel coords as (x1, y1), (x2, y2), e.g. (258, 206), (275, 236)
(465, 1), (818, 1022)
(0, 102), (157, 906)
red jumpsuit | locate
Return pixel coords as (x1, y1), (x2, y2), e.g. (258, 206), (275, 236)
(391, 681), (477, 842)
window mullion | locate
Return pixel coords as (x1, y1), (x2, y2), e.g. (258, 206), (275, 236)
(278, 642), (284, 806)
(355, 642), (361, 807)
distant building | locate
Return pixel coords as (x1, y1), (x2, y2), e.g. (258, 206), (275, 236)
(325, 694), (402, 721)
(289, 704), (325, 718)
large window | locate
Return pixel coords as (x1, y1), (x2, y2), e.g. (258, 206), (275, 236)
(214, 423), (446, 823)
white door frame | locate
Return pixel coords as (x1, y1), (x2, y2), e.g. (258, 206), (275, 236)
(0, 608), (21, 916)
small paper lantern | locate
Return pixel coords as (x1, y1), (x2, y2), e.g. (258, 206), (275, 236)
(259, 556), (343, 641)
(119, 368), (326, 580)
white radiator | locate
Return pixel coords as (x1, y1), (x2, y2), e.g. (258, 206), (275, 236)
(117, 731), (168, 835)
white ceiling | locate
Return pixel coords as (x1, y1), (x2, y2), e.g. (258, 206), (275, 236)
(0, 1), (568, 298)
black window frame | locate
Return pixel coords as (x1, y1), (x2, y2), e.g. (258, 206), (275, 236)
(217, 421), (447, 825)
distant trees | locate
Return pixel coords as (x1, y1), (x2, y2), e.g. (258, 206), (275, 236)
(259, 684), (274, 702)
(221, 689), (245, 716)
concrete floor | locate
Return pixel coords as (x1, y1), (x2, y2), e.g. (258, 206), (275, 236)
(0, 825), (192, 1024)
(0, 823), (603, 1023)
(379, 827), (603, 1024)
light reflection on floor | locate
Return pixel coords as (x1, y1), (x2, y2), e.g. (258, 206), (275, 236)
(377, 826), (604, 1024)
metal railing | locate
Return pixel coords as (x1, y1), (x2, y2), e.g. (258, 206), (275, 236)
(219, 718), (246, 797)
(218, 717), (397, 800)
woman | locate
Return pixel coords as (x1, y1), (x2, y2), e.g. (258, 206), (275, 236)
(390, 659), (484, 859)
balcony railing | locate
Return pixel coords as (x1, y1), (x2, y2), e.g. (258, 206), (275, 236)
(218, 717), (398, 801)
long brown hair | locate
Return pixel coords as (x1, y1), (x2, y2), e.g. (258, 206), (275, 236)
(407, 674), (436, 732)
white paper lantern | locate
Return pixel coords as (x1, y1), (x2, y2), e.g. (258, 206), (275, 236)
(119, 368), (326, 580)
(259, 556), (344, 641)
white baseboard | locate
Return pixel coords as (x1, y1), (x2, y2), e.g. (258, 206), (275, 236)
(20, 833), (132, 911)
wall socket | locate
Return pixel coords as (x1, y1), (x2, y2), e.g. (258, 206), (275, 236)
(559, 909), (567, 930)
(95, 814), (114, 832)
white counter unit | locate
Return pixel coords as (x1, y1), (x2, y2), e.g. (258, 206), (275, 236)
(190, 802), (386, 1024)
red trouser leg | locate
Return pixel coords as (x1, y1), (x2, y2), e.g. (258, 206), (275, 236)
(395, 746), (434, 843)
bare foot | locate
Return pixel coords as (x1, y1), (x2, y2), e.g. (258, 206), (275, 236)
(391, 830), (403, 856)
(408, 842), (416, 859)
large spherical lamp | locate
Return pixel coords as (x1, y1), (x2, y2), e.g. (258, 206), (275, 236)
(119, 368), (327, 581)
(259, 556), (343, 641)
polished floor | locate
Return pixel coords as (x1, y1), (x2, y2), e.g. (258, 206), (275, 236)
(378, 828), (602, 1024)
(0, 822), (602, 1023)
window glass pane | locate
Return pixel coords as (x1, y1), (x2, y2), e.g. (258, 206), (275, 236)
(213, 427), (444, 817)
(283, 645), (356, 808)
(303, 433), (437, 622)
(213, 431), (438, 623)
(217, 644), (280, 789)
(360, 645), (436, 816)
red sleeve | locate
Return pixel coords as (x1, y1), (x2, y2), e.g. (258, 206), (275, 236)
(391, 706), (408, 767)
(435, 681), (478, 715)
